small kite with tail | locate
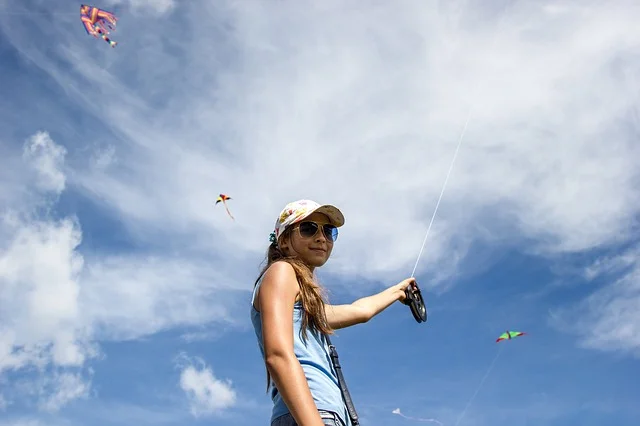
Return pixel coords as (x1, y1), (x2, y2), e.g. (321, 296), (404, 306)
(80, 4), (118, 47)
(216, 194), (235, 221)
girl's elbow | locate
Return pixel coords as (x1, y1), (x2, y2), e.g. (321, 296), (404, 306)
(348, 303), (373, 324)
(265, 349), (295, 368)
(359, 306), (373, 323)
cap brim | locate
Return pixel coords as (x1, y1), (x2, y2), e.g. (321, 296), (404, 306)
(312, 204), (345, 227)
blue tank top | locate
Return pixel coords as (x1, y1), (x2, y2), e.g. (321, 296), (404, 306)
(250, 276), (351, 426)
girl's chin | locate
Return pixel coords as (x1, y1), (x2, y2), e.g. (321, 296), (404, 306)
(304, 253), (329, 266)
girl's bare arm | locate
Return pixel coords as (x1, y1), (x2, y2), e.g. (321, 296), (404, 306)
(258, 262), (325, 426)
(325, 283), (405, 329)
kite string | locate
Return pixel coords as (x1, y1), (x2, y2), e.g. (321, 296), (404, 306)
(453, 344), (505, 426)
(410, 109), (473, 278)
(408, 2), (514, 280)
(405, 5), (515, 425)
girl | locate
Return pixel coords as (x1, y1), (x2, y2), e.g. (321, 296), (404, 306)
(251, 199), (416, 426)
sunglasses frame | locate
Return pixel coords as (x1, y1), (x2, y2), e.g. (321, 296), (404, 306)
(295, 220), (339, 242)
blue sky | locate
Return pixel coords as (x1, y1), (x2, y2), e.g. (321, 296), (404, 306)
(1, 0), (639, 425)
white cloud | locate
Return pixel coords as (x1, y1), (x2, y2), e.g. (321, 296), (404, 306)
(0, 130), (242, 412)
(1, 131), (66, 215)
(2, 1), (638, 285)
(583, 248), (639, 281)
(22, 131), (67, 195)
(103, 0), (175, 15)
(176, 354), (236, 417)
(1, 134), (85, 371)
(36, 371), (92, 413)
(31, 0), (636, 287)
(79, 254), (245, 341)
(89, 144), (117, 171)
(549, 245), (640, 356)
(0, 217), (90, 369)
(0, 132), (95, 412)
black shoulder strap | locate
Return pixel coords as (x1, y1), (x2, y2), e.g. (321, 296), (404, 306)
(325, 335), (360, 425)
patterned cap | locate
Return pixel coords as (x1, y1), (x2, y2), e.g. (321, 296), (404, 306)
(273, 199), (345, 240)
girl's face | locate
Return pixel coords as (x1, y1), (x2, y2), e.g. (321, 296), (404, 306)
(281, 212), (337, 268)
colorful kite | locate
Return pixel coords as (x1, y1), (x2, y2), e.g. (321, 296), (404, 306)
(80, 4), (118, 47)
(496, 330), (526, 343)
(216, 194), (235, 221)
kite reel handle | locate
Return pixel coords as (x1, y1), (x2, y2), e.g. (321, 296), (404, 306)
(403, 281), (427, 323)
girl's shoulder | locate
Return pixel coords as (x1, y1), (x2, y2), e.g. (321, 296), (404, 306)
(256, 261), (301, 303)
(263, 261), (298, 289)
(266, 259), (296, 274)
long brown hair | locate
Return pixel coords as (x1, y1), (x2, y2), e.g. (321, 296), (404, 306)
(254, 226), (334, 392)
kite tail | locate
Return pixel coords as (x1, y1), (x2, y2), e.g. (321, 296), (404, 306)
(93, 25), (117, 47)
(99, 32), (117, 47)
(392, 409), (443, 425)
(224, 204), (235, 221)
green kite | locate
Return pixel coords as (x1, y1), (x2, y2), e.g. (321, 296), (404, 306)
(496, 331), (526, 343)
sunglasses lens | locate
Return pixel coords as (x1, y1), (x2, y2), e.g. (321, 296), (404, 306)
(299, 221), (318, 238)
(324, 225), (338, 242)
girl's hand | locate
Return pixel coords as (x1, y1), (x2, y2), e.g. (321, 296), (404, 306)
(395, 277), (417, 305)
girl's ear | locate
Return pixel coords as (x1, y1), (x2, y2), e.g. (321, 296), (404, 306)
(279, 236), (291, 255)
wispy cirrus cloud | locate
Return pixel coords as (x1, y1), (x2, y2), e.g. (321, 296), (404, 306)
(550, 244), (640, 357)
(105, 0), (175, 15)
(1, 0), (640, 423)
(3, 1), (639, 280)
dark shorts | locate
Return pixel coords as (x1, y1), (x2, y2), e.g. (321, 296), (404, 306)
(271, 409), (346, 426)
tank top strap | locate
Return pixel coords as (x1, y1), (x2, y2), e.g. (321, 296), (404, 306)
(251, 273), (266, 307)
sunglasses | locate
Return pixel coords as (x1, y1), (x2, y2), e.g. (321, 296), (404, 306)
(296, 221), (339, 242)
